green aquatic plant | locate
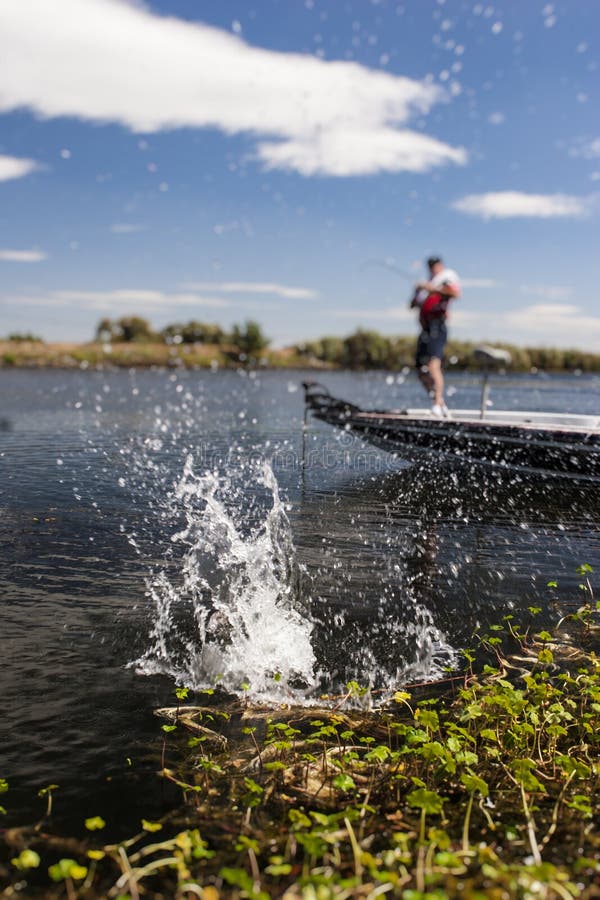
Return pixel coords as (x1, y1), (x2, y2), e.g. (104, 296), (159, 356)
(84, 816), (106, 832)
(37, 783), (59, 819)
(2, 571), (600, 898)
(11, 849), (40, 871)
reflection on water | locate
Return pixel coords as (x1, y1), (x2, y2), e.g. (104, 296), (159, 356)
(1, 368), (599, 829)
(297, 459), (598, 657)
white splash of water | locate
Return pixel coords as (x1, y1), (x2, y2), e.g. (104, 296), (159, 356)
(135, 455), (316, 701)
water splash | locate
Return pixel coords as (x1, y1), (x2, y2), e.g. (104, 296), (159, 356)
(134, 455), (316, 701)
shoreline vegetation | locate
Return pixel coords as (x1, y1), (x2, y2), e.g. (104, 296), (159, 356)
(1, 571), (599, 898)
(1, 317), (600, 372)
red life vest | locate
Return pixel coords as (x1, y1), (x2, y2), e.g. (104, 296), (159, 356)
(419, 292), (449, 327)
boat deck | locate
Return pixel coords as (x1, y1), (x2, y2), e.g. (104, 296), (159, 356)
(356, 409), (600, 434)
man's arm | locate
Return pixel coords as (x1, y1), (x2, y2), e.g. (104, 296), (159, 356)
(416, 280), (460, 298)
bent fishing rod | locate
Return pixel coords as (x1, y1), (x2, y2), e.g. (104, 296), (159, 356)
(359, 257), (416, 282)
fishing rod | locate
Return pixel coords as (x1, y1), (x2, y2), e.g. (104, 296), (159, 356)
(359, 257), (416, 282)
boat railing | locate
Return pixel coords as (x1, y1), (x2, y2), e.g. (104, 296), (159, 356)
(473, 345), (512, 419)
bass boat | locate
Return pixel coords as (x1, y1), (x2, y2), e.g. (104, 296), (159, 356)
(303, 349), (600, 481)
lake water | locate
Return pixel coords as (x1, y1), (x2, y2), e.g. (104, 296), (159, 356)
(1, 367), (599, 832)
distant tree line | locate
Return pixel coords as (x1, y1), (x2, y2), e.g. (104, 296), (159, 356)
(94, 317), (270, 357)
(90, 318), (600, 372)
(293, 328), (600, 373)
(3, 332), (44, 342)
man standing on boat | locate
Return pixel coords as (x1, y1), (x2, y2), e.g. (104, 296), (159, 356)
(410, 256), (461, 417)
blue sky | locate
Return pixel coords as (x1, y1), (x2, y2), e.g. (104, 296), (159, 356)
(0, 0), (598, 350)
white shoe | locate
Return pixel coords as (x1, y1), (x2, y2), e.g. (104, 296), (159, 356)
(431, 403), (450, 418)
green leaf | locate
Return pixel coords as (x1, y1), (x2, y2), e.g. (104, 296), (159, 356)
(265, 863), (292, 876)
(243, 777), (263, 795)
(456, 750), (479, 767)
(333, 774), (356, 792)
(141, 819), (163, 832)
(220, 866), (256, 893)
(288, 809), (311, 829)
(85, 816), (106, 831)
(566, 795), (593, 818)
(161, 724), (176, 733)
(510, 758), (546, 793)
(346, 680), (368, 697)
(416, 709), (439, 730)
(410, 777), (426, 788)
(461, 772), (489, 797)
(394, 690), (412, 703)
(365, 744), (392, 763)
(434, 851), (463, 868)
(69, 865), (88, 881)
(11, 850), (41, 871)
(48, 859), (79, 882)
(235, 835), (260, 852)
(38, 784), (59, 797)
(407, 788), (446, 814)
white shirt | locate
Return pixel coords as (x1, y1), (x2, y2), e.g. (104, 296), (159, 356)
(432, 267), (460, 291)
(416, 267), (460, 305)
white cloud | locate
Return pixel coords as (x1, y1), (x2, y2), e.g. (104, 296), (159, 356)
(1, 289), (231, 312)
(0, 0), (466, 178)
(569, 137), (600, 160)
(461, 278), (498, 288)
(257, 128), (466, 177)
(57, 290), (231, 311)
(0, 154), (40, 182)
(444, 304), (600, 352)
(183, 281), (318, 300)
(0, 249), (47, 262)
(452, 191), (591, 219)
(519, 284), (573, 301)
(487, 112), (505, 125)
(0, 283), (320, 312)
(503, 304), (600, 350)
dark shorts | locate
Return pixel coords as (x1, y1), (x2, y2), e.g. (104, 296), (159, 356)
(416, 320), (447, 367)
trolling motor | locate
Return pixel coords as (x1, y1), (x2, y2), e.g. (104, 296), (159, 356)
(473, 345), (512, 419)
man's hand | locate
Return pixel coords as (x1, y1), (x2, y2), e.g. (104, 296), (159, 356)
(409, 288), (421, 309)
(416, 281), (432, 291)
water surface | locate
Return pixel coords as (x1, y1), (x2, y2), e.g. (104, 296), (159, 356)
(2, 368), (599, 830)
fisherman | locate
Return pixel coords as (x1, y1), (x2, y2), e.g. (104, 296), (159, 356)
(409, 255), (461, 417)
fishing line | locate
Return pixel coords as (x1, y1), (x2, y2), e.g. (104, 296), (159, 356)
(359, 257), (416, 281)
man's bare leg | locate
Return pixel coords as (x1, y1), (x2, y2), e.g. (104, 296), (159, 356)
(417, 366), (434, 396)
(427, 357), (444, 406)
(418, 357), (444, 406)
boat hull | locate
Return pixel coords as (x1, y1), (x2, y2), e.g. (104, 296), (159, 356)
(303, 383), (600, 480)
